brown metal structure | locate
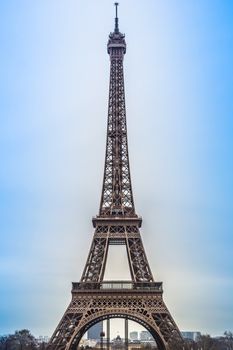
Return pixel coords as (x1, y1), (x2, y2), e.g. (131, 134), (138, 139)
(48, 4), (183, 350)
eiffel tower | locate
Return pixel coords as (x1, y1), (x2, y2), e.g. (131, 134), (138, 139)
(48, 4), (183, 350)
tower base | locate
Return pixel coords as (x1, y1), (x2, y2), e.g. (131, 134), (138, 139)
(48, 282), (183, 350)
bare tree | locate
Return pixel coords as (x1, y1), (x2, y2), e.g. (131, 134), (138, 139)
(223, 331), (233, 350)
(0, 330), (38, 350)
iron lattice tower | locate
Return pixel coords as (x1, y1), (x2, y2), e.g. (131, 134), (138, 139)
(48, 4), (183, 350)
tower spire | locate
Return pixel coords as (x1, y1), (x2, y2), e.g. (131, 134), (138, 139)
(99, 3), (133, 217)
(114, 2), (119, 33)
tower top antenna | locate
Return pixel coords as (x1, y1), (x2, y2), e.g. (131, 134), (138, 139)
(114, 2), (119, 33)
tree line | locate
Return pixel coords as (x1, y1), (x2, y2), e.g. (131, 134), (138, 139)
(170, 332), (233, 350)
(0, 330), (45, 350)
(0, 330), (233, 350)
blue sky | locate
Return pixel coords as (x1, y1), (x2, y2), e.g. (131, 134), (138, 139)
(0, 0), (233, 338)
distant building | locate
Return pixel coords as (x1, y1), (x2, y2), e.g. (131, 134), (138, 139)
(112, 335), (124, 349)
(181, 331), (201, 341)
(87, 322), (103, 340)
(140, 331), (151, 341)
(37, 336), (50, 343)
(129, 331), (138, 341)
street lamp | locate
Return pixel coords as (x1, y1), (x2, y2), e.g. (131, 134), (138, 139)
(100, 331), (105, 350)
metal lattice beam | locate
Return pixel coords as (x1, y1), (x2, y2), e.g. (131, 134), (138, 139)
(99, 27), (135, 217)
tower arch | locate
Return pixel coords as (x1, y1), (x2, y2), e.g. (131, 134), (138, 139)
(68, 312), (166, 350)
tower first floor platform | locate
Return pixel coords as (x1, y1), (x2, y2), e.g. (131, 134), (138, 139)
(48, 282), (182, 350)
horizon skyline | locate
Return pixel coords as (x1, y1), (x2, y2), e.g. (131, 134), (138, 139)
(0, 323), (221, 339)
(0, 0), (233, 339)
